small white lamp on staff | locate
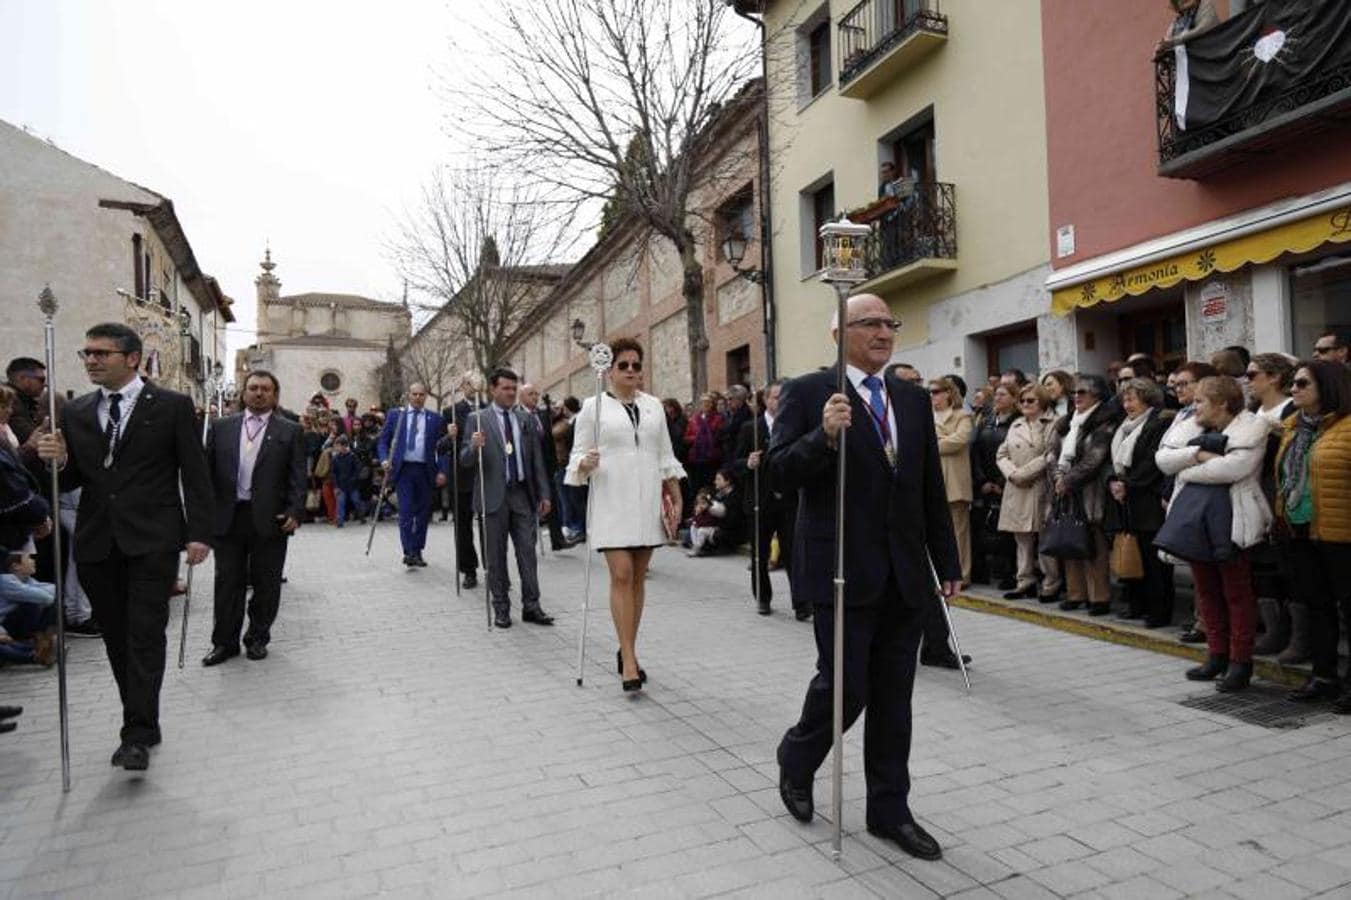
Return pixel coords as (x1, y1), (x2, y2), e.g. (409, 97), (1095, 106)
(36, 287), (72, 793)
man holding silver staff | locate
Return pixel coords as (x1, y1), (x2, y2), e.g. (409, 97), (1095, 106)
(376, 383), (447, 568)
(463, 368), (555, 628)
(770, 294), (960, 860)
(200, 370), (306, 666)
(445, 377), (483, 589)
(36, 322), (212, 772)
(733, 379), (803, 620)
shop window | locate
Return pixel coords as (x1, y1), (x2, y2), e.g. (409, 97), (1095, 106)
(1291, 254), (1351, 356)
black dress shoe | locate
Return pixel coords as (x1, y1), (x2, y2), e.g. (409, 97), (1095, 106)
(110, 742), (150, 771)
(757, 602), (771, 616)
(920, 651), (971, 670)
(1037, 593), (1061, 604)
(522, 609), (555, 626)
(1178, 628), (1207, 644)
(622, 677), (643, 692)
(412, 554), (428, 567)
(1185, 655), (1228, 681)
(867, 821), (942, 861)
(794, 608), (813, 621)
(493, 611), (512, 629)
(1087, 603), (1112, 617)
(1332, 692), (1351, 714)
(1288, 677), (1341, 702)
(1002, 586), (1037, 600)
(0, 722), (15, 734)
(245, 644), (268, 661)
(201, 646), (238, 667)
(403, 555), (417, 567)
(1059, 599), (1086, 611)
(462, 573), (478, 589)
(0, 705), (22, 720)
(777, 748), (813, 822)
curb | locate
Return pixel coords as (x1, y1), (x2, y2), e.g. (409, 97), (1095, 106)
(950, 591), (1313, 689)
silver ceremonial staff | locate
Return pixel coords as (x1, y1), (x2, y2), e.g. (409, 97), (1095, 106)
(364, 396), (407, 556)
(750, 382), (762, 610)
(574, 342), (611, 686)
(37, 287), (71, 793)
(472, 379), (492, 632)
(180, 377), (219, 669)
(449, 392), (461, 598)
(928, 554), (972, 693)
(817, 216), (872, 859)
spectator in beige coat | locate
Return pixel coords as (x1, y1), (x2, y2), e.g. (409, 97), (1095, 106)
(997, 385), (1059, 600)
(931, 377), (973, 585)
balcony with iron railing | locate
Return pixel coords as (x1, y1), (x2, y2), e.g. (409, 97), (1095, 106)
(1154, 4), (1351, 179)
(848, 181), (957, 291)
(838, 0), (947, 100)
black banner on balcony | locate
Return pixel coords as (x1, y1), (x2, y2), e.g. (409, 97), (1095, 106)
(1174, 0), (1351, 132)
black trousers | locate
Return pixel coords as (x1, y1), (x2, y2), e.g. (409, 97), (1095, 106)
(750, 493), (799, 610)
(453, 490), (479, 575)
(78, 546), (178, 745)
(544, 470), (567, 550)
(779, 596), (924, 829)
(1288, 537), (1351, 681)
(211, 502), (288, 651)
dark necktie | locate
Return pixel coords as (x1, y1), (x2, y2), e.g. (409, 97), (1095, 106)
(104, 392), (123, 458)
(502, 409), (519, 482)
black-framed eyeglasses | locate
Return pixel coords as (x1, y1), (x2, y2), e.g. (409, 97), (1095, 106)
(1292, 377), (1312, 389)
(615, 360), (642, 372)
(77, 349), (127, 361)
(1314, 344), (1339, 354)
(1018, 398), (1039, 406)
(846, 317), (902, 333)
(1072, 388), (1094, 396)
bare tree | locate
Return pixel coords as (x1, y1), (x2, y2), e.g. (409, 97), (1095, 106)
(460, 0), (760, 397)
(391, 165), (572, 387)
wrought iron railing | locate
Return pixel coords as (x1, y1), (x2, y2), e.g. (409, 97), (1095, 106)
(838, 0), (946, 87)
(850, 182), (957, 279)
(1156, 49), (1351, 167)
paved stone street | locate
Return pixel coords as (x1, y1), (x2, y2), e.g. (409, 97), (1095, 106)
(3, 521), (1350, 899)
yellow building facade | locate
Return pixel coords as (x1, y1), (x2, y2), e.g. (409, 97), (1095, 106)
(762, 0), (1052, 382)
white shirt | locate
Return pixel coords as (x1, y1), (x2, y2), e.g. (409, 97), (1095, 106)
(402, 407), (427, 462)
(97, 375), (145, 461)
(846, 365), (897, 457)
(236, 410), (272, 501)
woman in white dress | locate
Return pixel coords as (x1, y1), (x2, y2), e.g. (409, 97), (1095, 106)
(566, 338), (685, 692)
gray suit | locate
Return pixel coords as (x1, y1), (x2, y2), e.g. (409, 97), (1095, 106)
(460, 404), (551, 614)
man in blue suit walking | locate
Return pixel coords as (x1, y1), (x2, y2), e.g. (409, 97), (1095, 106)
(377, 383), (447, 567)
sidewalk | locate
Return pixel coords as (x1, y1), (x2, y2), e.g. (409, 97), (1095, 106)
(1, 521), (1349, 899)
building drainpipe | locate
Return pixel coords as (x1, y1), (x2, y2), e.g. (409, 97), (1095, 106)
(731, 1), (777, 380)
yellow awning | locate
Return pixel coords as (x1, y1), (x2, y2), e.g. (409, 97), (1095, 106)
(1052, 204), (1351, 316)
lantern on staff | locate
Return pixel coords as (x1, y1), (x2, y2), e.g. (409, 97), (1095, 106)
(817, 216), (872, 286)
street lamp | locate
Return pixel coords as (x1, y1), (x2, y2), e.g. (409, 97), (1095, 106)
(720, 231), (765, 284)
(571, 318), (589, 349)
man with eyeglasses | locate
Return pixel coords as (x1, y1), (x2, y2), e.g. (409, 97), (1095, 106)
(771, 294), (961, 861)
(36, 323), (213, 772)
(1313, 331), (1349, 366)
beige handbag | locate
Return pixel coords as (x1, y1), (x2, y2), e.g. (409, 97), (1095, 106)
(1110, 532), (1144, 580)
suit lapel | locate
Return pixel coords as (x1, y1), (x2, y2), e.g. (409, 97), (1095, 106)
(845, 380), (890, 471)
(114, 385), (156, 462)
(224, 415), (244, 482)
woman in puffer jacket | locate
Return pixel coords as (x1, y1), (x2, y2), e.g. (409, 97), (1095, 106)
(1155, 361), (1218, 643)
(1275, 360), (1351, 709)
(1166, 375), (1271, 692)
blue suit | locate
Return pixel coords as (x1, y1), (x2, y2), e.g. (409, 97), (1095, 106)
(377, 407), (447, 556)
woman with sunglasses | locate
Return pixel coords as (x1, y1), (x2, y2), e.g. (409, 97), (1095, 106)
(1276, 360), (1351, 709)
(1155, 361), (1218, 641)
(1047, 374), (1122, 615)
(1245, 354), (1303, 661)
(996, 384), (1059, 600)
(931, 377), (974, 585)
(567, 338), (685, 692)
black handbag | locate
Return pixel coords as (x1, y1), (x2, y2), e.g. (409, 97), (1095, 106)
(1040, 494), (1093, 560)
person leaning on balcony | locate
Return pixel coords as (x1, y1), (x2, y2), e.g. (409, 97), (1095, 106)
(1155, 360), (1218, 642)
(1048, 374), (1122, 616)
(930, 377), (974, 586)
(1103, 378), (1175, 627)
(1158, 0), (1219, 53)
(996, 384), (1058, 601)
(1275, 360), (1351, 710)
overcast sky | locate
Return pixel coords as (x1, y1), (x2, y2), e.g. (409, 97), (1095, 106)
(0, 0), (495, 356)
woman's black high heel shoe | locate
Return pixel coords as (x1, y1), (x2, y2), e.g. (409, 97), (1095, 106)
(617, 650), (647, 684)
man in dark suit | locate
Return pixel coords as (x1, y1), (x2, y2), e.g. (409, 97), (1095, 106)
(769, 294), (961, 861)
(733, 379), (802, 619)
(376, 382), (447, 567)
(37, 323), (213, 772)
(444, 381), (481, 588)
(519, 383), (569, 552)
(201, 370), (307, 666)
(463, 368), (554, 628)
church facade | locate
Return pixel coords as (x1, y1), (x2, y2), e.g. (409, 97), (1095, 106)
(238, 250), (411, 411)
